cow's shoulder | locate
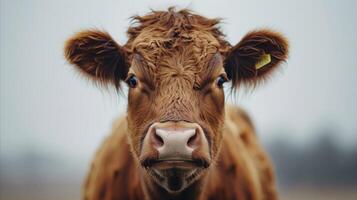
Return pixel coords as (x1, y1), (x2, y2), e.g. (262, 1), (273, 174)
(201, 105), (277, 200)
(224, 104), (255, 138)
(82, 116), (144, 200)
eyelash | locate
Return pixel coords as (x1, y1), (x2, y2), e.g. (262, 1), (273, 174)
(216, 75), (228, 88)
(126, 75), (138, 88)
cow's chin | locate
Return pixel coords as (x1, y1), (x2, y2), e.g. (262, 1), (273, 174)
(143, 160), (208, 193)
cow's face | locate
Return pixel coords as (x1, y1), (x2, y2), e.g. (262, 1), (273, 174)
(64, 9), (288, 193)
(124, 28), (227, 192)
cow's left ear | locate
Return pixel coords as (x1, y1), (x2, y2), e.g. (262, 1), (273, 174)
(224, 29), (289, 88)
(64, 29), (129, 89)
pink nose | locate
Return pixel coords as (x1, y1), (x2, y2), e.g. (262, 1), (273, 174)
(142, 121), (209, 161)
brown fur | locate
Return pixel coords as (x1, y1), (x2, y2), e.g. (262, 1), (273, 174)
(64, 7), (289, 200)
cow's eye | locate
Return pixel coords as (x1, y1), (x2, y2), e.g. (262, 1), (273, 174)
(127, 75), (138, 88)
(216, 75), (228, 88)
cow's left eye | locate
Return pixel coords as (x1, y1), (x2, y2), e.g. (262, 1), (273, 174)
(127, 75), (138, 88)
(216, 75), (228, 88)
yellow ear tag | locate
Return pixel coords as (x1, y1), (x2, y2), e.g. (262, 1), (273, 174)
(255, 53), (271, 69)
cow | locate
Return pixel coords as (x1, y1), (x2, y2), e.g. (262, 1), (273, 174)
(64, 8), (288, 200)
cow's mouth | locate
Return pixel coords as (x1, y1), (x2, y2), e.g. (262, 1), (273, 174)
(141, 158), (210, 169)
(143, 159), (208, 192)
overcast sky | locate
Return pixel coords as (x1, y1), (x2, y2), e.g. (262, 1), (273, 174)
(1, 0), (356, 161)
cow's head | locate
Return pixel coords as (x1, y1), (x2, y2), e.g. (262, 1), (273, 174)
(64, 8), (288, 193)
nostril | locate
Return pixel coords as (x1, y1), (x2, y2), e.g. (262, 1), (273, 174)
(187, 131), (199, 148)
(152, 131), (164, 148)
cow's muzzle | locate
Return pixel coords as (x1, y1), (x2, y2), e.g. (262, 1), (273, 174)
(140, 121), (210, 167)
(140, 121), (211, 192)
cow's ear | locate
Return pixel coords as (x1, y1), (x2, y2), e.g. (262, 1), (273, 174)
(224, 29), (289, 88)
(64, 29), (129, 89)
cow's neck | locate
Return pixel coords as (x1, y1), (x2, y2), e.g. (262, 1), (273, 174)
(141, 173), (205, 200)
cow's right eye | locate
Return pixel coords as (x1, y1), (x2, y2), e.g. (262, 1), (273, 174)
(127, 75), (138, 88)
(216, 74), (228, 88)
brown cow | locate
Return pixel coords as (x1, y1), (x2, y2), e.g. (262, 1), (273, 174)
(64, 8), (288, 200)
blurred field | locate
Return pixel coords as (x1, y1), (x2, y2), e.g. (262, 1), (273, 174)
(280, 186), (357, 200)
(0, 183), (79, 200)
(1, 184), (357, 200)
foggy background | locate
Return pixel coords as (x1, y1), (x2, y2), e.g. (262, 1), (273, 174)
(1, 0), (356, 199)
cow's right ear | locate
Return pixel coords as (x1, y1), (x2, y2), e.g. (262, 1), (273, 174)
(224, 29), (289, 89)
(64, 29), (129, 88)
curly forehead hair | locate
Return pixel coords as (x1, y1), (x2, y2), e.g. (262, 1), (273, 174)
(124, 7), (231, 54)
